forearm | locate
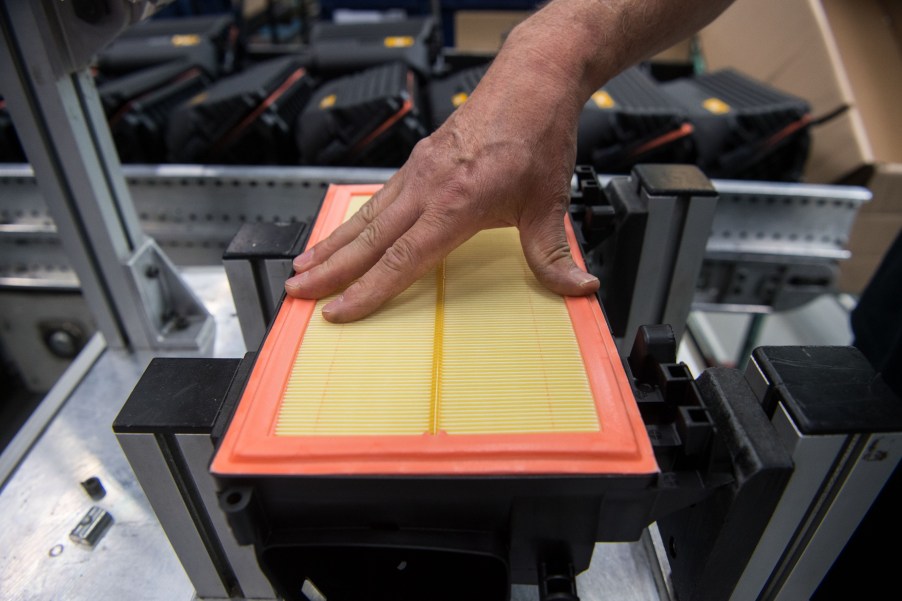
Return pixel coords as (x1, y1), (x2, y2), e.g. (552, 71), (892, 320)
(487, 0), (733, 112)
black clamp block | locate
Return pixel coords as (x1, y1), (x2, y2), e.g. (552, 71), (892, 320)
(751, 346), (902, 433)
(632, 164), (717, 198)
(656, 368), (793, 601)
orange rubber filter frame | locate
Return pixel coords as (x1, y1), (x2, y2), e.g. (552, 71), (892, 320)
(211, 185), (658, 477)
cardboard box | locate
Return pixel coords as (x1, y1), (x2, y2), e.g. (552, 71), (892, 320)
(844, 212), (902, 256)
(652, 37), (695, 63)
(700, 0), (902, 292)
(837, 249), (898, 294)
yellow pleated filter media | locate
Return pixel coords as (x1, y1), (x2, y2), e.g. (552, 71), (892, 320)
(276, 196), (600, 436)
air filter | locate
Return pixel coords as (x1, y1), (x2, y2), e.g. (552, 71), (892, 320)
(167, 56), (315, 164)
(659, 68), (811, 181)
(295, 61), (427, 167)
(428, 63), (490, 130)
(99, 59), (212, 163)
(207, 184), (659, 599)
(212, 184), (656, 477)
(576, 66), (695, 173)
(309, 17), (441, 77)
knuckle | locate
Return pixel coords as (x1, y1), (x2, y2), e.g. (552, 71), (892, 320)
(438, 181), (483, 223)
(411, 136), (436, 157)
(381, 237), (418, 274)
(310, 258), (342, 288)
(312, 237), (336, 258)
(442, 173), (472, 200)
(531, 237), (572, 272)
(417, 208), (460, 238)
(410, 137), (445, 172)
(416, 210), (444, 231)
(356, 221), (383, 253)
(543, 244), (572, 266)
(357, 198), (379, 224)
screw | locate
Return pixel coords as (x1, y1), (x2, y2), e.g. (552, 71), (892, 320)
(47, 329), (78, 358)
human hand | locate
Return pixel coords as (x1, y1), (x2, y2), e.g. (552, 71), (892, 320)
(284, 45), (600, 323)
(285, 0), (735, 323)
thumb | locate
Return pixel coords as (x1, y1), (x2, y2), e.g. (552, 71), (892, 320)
(519, 207), (600, 296)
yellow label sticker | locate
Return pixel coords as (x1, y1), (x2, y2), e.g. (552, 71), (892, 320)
(384, 36), (415, 48)
(171, 34), (201, 47)
(591, 91), (616, 109)
(451, 92), (469, 108)
(319, 94), (337, 109)
(702, 97), (731, 114)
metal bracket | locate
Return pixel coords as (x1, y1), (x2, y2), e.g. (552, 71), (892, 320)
(124, 238), (215, 353)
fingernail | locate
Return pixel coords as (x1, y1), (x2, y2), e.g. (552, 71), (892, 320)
(322, 294), (343, 316)
(285, 271), (309, 290)
(573, 269), (599, 288)
(293, 248), (314, 271)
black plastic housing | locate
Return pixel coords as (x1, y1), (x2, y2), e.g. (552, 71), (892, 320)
(167, 56), (315, 164)
(95, 14), (237, 78)
(309, 17), (441, 77)
(577, 66), (695, 173)
(113, 318), (797, 601)
(295, 61), (427, 167)
(99, 59), (212, 163)
(659, 68), (811, 181)
(427, 62), (489, 130)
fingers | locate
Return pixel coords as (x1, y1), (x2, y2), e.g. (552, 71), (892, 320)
(519, 206), (599, 296)
(319, 215), (473, 323)
(291, 177), (401, 274)
(285, 197), (419, 298)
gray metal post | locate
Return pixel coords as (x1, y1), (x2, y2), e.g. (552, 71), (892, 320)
(733, 346), (902, 601)
(0, 0), (212, 352)
(223, 221), (310, 351)
(600, 165), (718, 354)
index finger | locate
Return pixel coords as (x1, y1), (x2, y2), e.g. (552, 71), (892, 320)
(292, 175), (402, 274)
(320, 214), (475, 323)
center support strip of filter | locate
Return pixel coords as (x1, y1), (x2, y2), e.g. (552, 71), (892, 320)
(428, 259), (446, 435)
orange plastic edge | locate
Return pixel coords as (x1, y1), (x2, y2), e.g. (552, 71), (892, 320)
(211, 185), (658, 477)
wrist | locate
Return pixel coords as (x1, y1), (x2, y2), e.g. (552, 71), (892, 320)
(472, 29), (596, 128)
(503, 2), (622, 100)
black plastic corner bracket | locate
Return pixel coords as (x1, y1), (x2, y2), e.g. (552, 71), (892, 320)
(656, 368), (793, 601)
(628, 324), (677, 384)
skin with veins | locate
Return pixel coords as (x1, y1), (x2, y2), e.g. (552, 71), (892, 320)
(285, 0), (734, 323)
